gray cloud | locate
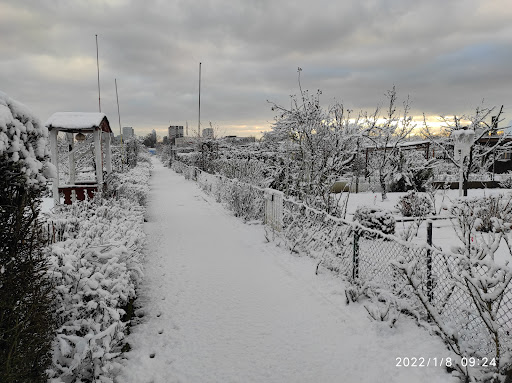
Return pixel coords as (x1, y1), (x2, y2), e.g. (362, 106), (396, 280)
(1, 0), (511, 138)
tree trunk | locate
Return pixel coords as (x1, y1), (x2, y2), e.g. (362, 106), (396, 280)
(380, 173), (387, 200)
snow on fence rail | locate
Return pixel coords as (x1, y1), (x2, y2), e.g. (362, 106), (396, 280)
(171, 161), (512, 363)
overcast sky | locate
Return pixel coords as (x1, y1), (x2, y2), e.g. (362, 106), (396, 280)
(2, 0), (511, 138)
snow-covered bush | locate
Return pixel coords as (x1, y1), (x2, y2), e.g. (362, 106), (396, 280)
(0, 91), (57, 382)
(117, 161), (151, 206)
(124, 137), (143, 168)
(220, 179), (264, 221)
(388, 151), (435, 193)
(353, 205), (395, 235)
(0, 91), (54, 185)
(499, 171), (512, 189)
(44, 161), (150, 383)
(450, 195), (512, 236)
(396, 191), (433, 217)
(157, 143), (173, 166)
(214, 157), (269, 187)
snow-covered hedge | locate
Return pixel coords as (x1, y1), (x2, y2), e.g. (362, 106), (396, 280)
(45, 162), (150, 383)
(116, 161), (152, 206)
(0, 91), (54, 186)
(1, 92), (57, 381)
(180, 163), (265, 222)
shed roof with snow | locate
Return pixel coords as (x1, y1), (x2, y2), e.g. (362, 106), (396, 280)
(45, 112), (112, 133)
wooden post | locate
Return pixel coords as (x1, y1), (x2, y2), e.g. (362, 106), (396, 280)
(50, 128), (60, 204)
(94, 128), (103, 192)
(104, 131), (112, 174)
(67, 133), (76, 185)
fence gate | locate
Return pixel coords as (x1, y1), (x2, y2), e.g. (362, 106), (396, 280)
(264, 188), (283, 231)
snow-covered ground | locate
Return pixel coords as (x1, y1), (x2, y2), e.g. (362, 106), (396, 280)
(118, 158), (458, 383)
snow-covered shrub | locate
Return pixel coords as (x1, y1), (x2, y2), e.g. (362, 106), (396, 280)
(136, 147), (152, 165)
(176, 151), (200, 167)
(388, 152), (434, 193)
(0, 92), (57, 382)
(117, 161), (151, 206)
(157, 144), (173, 166)
(499, 171), (512, 189)
(124, 137), (142, 168)
(474, 195), (512, 233)
(218, 178), (264, 221)
(44, 162), (149, 383)
(450, 195), (512, 235)
(353, 205), (395, 235)
(214, 157), (268, 187)
(396, 191), (433, 217)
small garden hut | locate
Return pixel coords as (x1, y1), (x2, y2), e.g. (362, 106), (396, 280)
(45, 112), (113, 204)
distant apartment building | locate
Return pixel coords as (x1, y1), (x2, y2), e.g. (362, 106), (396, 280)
(168, 125), (184, 144)
(122, 126), (134, 140)
(202, 128), (214, 139)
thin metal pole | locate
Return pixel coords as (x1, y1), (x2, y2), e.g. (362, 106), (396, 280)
(96, 34), (101, 112)
(427, 221), (433, 302)
(115, 78), (124, 171)
(198, 62), (201, 137)
(352, 231), (359, 280)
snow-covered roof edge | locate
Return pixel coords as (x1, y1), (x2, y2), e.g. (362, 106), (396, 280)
(45, 112), (111, 132)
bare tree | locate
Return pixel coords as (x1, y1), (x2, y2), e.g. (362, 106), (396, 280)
(422, 104), (509, 196)
(267, 68), (361, 214)
(362, 86), (416, 200)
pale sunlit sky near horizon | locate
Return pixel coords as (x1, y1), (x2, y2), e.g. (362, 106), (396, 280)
(1, 0), (511, 139)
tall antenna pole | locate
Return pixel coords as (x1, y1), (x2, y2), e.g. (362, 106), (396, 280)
(198, 62), (201, 137)
(115, 78), (124, 170)
(96, 34), (101, 112)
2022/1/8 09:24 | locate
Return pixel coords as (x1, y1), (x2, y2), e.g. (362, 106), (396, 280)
(396, 357), (497, 368)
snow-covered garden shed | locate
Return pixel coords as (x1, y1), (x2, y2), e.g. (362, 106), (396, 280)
(45, 112), (113, 204)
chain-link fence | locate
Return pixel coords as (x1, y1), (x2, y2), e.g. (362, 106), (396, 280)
(353, 227), (512, 360)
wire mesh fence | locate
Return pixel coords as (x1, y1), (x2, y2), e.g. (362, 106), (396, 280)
(353, 227), (512, 360)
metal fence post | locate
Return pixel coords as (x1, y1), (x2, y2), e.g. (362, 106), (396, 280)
(353, 231), (359, 280)
(426, 221), (433, 302)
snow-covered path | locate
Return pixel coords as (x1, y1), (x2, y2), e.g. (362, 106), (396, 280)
(119, 158), (457, 383)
